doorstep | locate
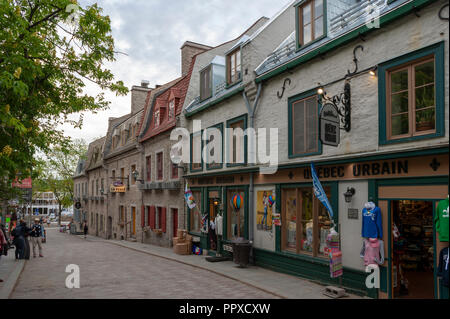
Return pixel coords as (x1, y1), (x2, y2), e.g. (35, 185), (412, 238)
(0, 253), (26, 299)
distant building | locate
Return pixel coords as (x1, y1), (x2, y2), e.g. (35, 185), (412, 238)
(31, 192), (58, 215)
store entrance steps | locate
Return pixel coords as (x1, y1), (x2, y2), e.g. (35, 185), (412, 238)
(323, 286), (347, 299)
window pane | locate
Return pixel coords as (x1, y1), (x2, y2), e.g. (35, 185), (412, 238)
(314, 17), (323, 38)
(300, 189), (313, 253)
(305, 97), (317, 152)
(415, 61), (434, 87)
(285, 190), (297, 250)
(228, 190), (245, 240)
(293, 100), (305, 154)
(415, 84), (435, 110)
(315, 0), (323, 17)
(302, 3), (311, 25)
(391, 91), (409, 114)
(318, 188), (332, 256)
(392, 114), (409, 136)
(190, 191), (202, 233)
(416, 108), (435, 132)
(391, 70), (408, 93)
(303, 23), (312, 44)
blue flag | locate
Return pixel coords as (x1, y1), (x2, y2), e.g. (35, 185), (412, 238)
(311, 163), (334, 218)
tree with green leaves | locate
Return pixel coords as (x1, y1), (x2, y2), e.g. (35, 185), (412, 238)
(34, 138), (87, 226)
(0, 0), (127, 186)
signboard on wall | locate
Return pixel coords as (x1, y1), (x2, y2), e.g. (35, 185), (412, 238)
(320, 103), (340, 147)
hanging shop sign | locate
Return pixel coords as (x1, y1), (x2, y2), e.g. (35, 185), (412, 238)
(320, 103), (341, 147)
(110, 181), (126, 193)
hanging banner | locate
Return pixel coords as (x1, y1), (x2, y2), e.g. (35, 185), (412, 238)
(184, 184), (197, 209)
(311, 163), (334, 218)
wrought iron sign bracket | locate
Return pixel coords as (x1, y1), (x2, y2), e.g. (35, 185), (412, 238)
(320, 81), (351, 132)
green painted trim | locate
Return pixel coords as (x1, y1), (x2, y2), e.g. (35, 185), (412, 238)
(379, 41), (446, 145)
(275, 184), (282, 252)
(190, 130), (204, 173)
(376, 176), (449, 187)
(256, 0), (438, 83)
(295, 0), (328, 51)
(185, 86), (245, 118)
(226, 114), (248, 168)
(288, 88), (323, 158)
(205, 123), (224, 171)
(388, 200), (392, 299)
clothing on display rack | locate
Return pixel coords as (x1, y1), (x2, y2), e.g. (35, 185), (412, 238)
(215, 215), (223, 236)
(360, 238), (385, 266)
(435, 197), (449, 242)
(362, 202), (383, 239)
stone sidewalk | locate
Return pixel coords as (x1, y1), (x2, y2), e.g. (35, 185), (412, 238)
(84, 235), (364, 299)
(0, 248), (26, 299)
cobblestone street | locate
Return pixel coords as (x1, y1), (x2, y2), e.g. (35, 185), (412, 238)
(11, 228), (279, 299)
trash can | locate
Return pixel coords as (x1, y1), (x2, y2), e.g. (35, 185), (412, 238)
(231, 237), (252, 268)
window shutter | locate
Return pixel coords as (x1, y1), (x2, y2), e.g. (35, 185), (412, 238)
(293, 100), (305, 154)
(141, 206), (145, 228)
(149, 206), (156, 229)
(161, 207), (167, 233)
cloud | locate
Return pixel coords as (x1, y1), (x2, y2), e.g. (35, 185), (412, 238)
(62, 0), (291, 143)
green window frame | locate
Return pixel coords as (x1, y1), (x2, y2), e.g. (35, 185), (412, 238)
(295, 0), (327, 51)
(190, 130), (203, 173)
(288, 88), (323, 158)
(379, 41), (445, 145)
(226, 114), (248, 168)
(205, 123), (224, 171)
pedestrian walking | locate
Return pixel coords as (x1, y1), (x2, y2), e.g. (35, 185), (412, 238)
(30, 218), (44, 257)
(83, 221), (88, 239)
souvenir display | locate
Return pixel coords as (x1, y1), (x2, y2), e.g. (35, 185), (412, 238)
(435, 197), (449, 242)
(361, 202), (383, 239)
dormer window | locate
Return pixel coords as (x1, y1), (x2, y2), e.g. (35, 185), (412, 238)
(227, 48), (241, 85)
(200, 65), (212, 101)
(297, 0), (325, 47)
(169, 100), (175, 119)
(154, 110), (160, 128)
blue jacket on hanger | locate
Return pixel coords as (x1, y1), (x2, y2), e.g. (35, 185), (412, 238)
(362, 202), (383, 239)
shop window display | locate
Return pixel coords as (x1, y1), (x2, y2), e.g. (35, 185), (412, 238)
(189, 190), (202, 233)
(282, 187), (332, 257)
(227, 190), (245, 240)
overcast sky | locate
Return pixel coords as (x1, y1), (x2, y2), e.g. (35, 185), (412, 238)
(61, 0), (291, 144)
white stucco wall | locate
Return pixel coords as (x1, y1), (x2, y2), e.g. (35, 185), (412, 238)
(339, 180), (369, 271)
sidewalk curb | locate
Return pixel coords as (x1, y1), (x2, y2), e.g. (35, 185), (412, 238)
(0, 259), (26, 299)
(75, 234), (287, 299)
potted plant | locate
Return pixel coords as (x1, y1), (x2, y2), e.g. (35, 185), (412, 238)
(416, 109), (435, 132)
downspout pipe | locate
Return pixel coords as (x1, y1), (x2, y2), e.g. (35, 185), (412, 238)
(242, 82), (262, 245)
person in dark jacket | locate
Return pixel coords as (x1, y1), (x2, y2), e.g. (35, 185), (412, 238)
(83, 221), (88, 239)
(12, 220), (31, 260)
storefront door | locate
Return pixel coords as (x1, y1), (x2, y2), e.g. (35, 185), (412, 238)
(172, 208), (178, 238)
(132, 207), (136, 236)
(207, 189), (221, 252)
(377, 181), (448, 299)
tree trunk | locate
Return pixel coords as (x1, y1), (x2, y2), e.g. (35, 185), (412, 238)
(58, 203), (62, 227)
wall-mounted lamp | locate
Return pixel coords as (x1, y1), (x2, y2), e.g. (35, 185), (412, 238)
(369, 66), (378, 77)
(132, 170), (145, 184)
(213, 198), (220, 206)
(344, 187), (356, 203)
(317, 86), (325, 96)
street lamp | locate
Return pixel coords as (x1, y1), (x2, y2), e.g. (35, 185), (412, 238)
(132, 170), (145, 184)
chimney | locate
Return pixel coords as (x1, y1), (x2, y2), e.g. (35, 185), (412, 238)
(180, 41), (212, 76)
(131, 80), (151, 114)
